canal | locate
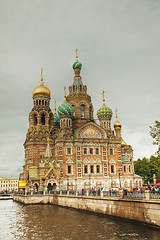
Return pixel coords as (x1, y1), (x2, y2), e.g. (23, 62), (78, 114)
(0, 200), (159, 240)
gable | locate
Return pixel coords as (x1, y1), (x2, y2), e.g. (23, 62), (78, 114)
(76, 122), (106, 139)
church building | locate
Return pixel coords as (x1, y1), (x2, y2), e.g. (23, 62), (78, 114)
(19, 51), (142, 192)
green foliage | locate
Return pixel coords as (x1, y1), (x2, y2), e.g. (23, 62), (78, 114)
(150, 120), (160, 155)
(134, 155), (160, 184)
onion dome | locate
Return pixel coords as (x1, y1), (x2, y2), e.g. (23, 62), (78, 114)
(72, 48), (82, 69)
(32, 68), (51, 97)
(121, 141), (126, 147)
(113, 109), (122, 129)
(97, 91), (113, 119)
(72, 61), (82, 69)
(58, 100), (74, 116)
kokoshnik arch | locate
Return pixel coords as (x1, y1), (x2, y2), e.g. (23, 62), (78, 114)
(19, 50), (142, 192)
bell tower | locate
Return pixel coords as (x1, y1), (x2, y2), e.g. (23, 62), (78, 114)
(23, 68), (54, 172)
(66, 49), (94, 128)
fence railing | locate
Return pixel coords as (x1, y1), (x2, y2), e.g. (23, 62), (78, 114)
(15, 190), (160, 200)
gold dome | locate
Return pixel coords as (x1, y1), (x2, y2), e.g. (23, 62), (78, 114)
(113, 109), (121, 129)
(32, 82), (50, 97)
(32, 68), (51, 97)
(121, 141), (126, 147)
(113, 120), (122, 129)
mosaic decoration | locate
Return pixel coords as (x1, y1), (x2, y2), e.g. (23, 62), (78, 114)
(80, 127), (101, 138)
(97, 103), (113, 119)
(72, 60), (82, 69)
(29, 167), (39, 180)
(54, 112), (58, 125)
(57, 100), (74, 116)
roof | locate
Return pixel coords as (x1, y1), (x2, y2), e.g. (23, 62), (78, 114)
(29, 167), (39, 180)
(43, 164), (61, 179)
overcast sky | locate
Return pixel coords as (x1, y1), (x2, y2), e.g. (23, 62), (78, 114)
(0, 0), (159, 178)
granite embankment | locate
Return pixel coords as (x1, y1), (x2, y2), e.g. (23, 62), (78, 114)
(13, 194), (160, 227)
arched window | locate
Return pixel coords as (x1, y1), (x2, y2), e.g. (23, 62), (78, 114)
(34, 114), (37, 125)
(63, 119), (65, 127)
(104, 122), (106, 128)
(42, 100), (44, 105)
(36, 100), (38, 106)
(89, 106), (92, 119)
(129, 165), (131, 173)
(81, 105), (85, 118)
(80, 85), (82, 91)
(41, 114), (45, 125)
(124, 165), (126, 172)
(73, 85), (75, 92)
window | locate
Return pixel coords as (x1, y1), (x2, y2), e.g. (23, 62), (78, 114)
(129, 165), (131, 173)
(41, 114), (45, 125)
(96, 165), (100, 173)
(84, 148), (87, 154)
(67, 148), (71, 155)
(81, 105), (85, 118)
(34, 114), (37, 126)
(68, 165), (71, 174)
(124, 165), (126, 172)
(96, 148), (99, 154)
(84, 165), (88, 174)
(104, 122), (106, 128)
(90, 148), (93, 154)
(110, 149), (113, 155)
(91, 165), (94, 173)
(111, 165), (114, 173)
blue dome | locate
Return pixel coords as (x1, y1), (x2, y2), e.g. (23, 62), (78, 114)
(72, 61), (82, 69)
(54, 112), (58, 125)
(97, 103), (113, 120)
(57, 100), (74, 116)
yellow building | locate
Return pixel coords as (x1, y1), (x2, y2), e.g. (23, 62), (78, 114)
(0, 177), (19, 193)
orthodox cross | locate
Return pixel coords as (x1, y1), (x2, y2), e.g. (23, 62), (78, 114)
(41, 67), (43, 82)
(115, 108), (118, 119)
(102, 90), (105, 104)
(64, 86), (66, 100)
(76, 48), (78, 61)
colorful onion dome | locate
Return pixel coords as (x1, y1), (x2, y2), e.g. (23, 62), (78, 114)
(33, 67), (50, 97)
(54, 112), (58, 125)
(97, 103), (113, 119)
(72, 60), (82, 69)
(57, 100), (74, 116)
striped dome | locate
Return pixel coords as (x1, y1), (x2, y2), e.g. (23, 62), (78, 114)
(72, 61), (82, 69)
(54, 113), (58, 125)
(97, 103), (113, 120)
(57, 100), (74, 116)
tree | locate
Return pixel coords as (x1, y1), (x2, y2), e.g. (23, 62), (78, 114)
(134, 155), (160, 184)
(150, 120), (160, 155)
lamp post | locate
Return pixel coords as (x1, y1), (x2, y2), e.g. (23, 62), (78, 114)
(67, 176), (69, 191)
(118, 171), (121, 189)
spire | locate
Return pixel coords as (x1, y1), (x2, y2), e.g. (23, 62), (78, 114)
(54, 100), (57, 113)
(115, 108), (118, 120)
(76, 48), (78, 61)
(44, 138), (52, 158)
(41, 67), (43, 85)
(102, 90), (105, 104)
(64, 86), (66, 100)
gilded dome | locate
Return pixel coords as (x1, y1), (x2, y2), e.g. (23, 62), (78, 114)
(113, 120), (122, 129)
(113, 109), (121, 129)
(32, 82), (50, 97)
(32, 68), (51, 97)
(57, 100), (74, 116)
(121, 141), (126, 147)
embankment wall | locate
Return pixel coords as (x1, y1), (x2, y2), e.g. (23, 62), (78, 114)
(13, 195), (160, 227)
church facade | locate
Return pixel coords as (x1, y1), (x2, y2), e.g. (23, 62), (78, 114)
(20, 52), (142, 193)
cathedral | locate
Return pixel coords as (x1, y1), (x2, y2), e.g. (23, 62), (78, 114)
(19, 51), (142, 192)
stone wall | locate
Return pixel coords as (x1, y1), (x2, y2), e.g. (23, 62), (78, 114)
(13, 195), (160, 227)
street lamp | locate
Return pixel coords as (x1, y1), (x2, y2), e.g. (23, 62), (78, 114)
(67, 176), (69, 191)
(118, 171), (121, 189)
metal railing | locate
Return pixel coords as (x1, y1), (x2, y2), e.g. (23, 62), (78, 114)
(15, 189), (160, 200)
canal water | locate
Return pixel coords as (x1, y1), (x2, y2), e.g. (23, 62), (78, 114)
(0, 200), (159, 240)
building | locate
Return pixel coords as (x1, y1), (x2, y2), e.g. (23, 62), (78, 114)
(21, 51), (142, 193)
(0, 177), (19, 193)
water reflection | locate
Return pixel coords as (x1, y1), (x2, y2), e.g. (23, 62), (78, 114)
(0, 200), (159, 240)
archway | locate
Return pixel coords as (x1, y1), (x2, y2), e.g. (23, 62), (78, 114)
(47, 182), (56, 193)
(34, 183), (39, 193)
